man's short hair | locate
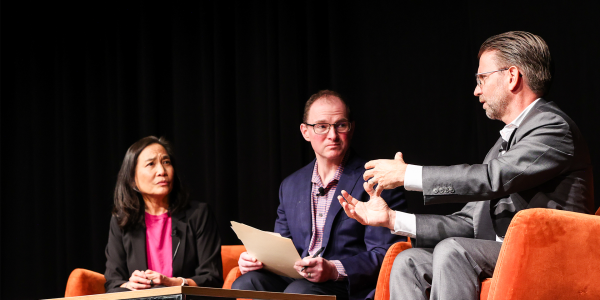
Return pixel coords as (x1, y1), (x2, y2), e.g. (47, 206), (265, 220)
(303, 90), (351, 123)
(479, 31), (552, 96)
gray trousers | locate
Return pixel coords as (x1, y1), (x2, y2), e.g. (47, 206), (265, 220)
(390, 237), (502, 300)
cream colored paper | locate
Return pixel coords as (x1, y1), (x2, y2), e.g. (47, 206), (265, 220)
(231, 221), (303, 279)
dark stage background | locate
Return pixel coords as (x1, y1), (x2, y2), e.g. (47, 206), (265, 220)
(2, 1), (599, 299)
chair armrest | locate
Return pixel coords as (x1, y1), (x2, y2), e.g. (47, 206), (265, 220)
(374, 241), (412, 300)
(65, 268), (106, 297)
(489, 208), (600, 300)
(222, 266), (243, 289)
(221, 245), (246, 283)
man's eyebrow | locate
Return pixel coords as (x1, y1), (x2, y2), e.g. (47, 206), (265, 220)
(144, 156), (157, 162)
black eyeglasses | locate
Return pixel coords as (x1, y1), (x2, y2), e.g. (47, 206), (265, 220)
(304, 121), (351, 135)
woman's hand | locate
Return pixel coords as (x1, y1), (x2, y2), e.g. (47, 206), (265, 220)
(143, 269), (175, 286)
(121, 269), (184, 290)
(238, 251), (263, 274)
(122, 270), (152, 290)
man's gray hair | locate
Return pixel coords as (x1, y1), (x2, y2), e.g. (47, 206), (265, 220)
(479, 31), (552, 96)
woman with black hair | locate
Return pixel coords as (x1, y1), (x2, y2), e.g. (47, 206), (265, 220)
(104, 136), (223, 292)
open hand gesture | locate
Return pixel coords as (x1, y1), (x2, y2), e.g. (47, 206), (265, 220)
(337, 182), (395, 230)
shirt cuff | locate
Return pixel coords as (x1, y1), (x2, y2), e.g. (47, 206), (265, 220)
(404, 164), (423, 191)
(390, 211), (417, 238)
(331, 260), (347, 281)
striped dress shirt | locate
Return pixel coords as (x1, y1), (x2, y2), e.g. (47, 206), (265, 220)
(308, 155), (348, 280)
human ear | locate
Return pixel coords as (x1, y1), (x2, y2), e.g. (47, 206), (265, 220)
(507, 66), (521, 91)
(300, 123), (311, 142)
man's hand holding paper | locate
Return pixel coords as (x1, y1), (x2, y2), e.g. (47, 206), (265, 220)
(238, 252), (263, 275)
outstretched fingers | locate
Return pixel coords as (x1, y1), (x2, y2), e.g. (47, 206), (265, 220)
(338, 190), (358, 219)
(341, 190), (358, 205)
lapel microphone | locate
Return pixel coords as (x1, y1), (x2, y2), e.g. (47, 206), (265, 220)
(318, 187), (326, 196)
(172, 228), (180, 260)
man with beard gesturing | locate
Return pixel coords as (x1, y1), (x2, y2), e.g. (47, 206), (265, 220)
(338, 31), (593, 300)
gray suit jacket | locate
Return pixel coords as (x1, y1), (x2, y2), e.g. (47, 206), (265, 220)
(413, 99), (594, 248)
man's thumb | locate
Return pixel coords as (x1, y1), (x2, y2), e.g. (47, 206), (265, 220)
(395, 152), (403, 161)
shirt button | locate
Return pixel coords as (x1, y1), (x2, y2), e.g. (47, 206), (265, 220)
(319, 213), (323, 217)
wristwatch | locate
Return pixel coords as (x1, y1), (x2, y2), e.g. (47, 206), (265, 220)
(178, 277), (188, 286)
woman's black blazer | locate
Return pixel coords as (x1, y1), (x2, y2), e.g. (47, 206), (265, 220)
(104, 201), (223, 292)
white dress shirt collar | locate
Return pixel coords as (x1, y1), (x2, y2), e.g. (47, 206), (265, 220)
(499, 98), (540, 142)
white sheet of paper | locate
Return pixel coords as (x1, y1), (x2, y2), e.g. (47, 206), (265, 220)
(231, 221), (303, 279)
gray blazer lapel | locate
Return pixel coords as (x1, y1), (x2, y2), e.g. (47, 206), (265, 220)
(484, 137), (503, 163)
(487, 134), (517, 237)
(474, 138), (504, 241)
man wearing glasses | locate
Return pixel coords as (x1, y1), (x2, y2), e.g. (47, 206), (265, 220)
(338, 32), (593, 299)
(232, 90), (406, 300)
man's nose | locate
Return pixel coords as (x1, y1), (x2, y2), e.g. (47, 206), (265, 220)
(474, 84), (482, 96)
(327, 126), (339, 139)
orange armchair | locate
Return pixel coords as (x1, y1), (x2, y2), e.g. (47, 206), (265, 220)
(221, 245), (246, 289)
(374, 208), (600, 300)
(64, 245), (247, 297)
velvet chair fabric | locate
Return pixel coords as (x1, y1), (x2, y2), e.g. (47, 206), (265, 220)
(64, 268), (106, 297)
(487, 208), (600, 300)
(64, 245), (246, 297)
(373, 241), (412, 300)
(221, 245), (246, 289)
(374, 207), (600, 300)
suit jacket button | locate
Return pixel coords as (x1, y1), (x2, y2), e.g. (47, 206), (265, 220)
(449, 187), (455, 193)
(433, 188), (439, 194)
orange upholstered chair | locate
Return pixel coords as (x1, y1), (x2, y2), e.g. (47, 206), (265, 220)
(486, 208), (600, 299)
(64, 245), (247, 297)
(64, 268), (106, 297)
(221, 245), (246, 289)
(373, 240), (413, 300)
(374, 207), (600, 300)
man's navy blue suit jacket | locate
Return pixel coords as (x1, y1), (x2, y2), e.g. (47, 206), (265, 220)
(275, 153), (407, 300)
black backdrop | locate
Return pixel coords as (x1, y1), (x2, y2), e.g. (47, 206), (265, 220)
(2, 1), (599, 299)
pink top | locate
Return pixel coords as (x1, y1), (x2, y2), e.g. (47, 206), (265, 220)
(145, 212), (173, 277)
